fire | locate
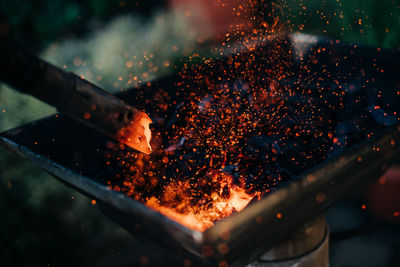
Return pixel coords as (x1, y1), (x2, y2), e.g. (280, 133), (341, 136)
(106, 1), (308, 231)
(103, 0), (400, 232)
(117, 113), (153, 154)
(146, 173), (253, 231)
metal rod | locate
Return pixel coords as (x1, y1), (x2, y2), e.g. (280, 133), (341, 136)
(0, 16), (152, 154)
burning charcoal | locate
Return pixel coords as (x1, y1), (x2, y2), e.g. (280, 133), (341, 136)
(94, 35), (400, 232)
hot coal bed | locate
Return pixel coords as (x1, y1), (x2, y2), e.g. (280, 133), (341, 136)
(102, 35), (400, 232)
(1, 34), (400, 266)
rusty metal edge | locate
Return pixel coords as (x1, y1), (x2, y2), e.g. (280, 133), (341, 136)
(1, 33), (400, 266)
(1, 107), (400, 267)
(0, 135), (205, 253)
(203, 123), (400, 265)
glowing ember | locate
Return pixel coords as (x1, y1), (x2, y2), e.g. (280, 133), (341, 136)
(105, 0), (400, 231)
(117, 113), (153, 154)
(105, 1), (295, 231)
(146, 172), (253, 231)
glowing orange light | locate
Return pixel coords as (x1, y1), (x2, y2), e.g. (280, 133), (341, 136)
(109, 0), (299, 231)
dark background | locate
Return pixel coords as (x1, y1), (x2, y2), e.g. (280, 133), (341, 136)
(0, 0), (399, 266)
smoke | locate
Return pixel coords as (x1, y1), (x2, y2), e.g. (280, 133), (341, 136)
(0, 10), (199, 132)
(42, 11), (199, 92)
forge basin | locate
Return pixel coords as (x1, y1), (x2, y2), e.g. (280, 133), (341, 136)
(1, 33), (400, 266)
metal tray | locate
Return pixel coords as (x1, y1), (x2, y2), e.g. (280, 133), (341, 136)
(1, 34), (400, 266)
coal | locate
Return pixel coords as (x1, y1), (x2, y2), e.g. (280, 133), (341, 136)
(104, 40), (400, 216)
(2, 34), (400, 264)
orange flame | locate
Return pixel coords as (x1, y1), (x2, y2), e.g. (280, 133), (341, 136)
(117, 114), (153, 154)
(109, 0), (287, 231)
(146, 177), (253, 231)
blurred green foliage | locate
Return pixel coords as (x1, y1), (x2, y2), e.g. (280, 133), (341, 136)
(284, 0), (400, 50)
(2, 0), (399, 51)
(1, 0), (164, 51)
(0, 147), (170, 267)
(0, 1), (174, 266)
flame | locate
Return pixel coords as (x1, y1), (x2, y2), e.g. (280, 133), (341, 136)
(105, 0), (400, 232)
(146, 178), (253, 231)
(141, 117), (152, 152)
(118, 113), (153, 154)
(108, 1), (291, 231)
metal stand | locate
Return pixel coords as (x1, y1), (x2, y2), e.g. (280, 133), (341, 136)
(247, 215), (329, 267)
